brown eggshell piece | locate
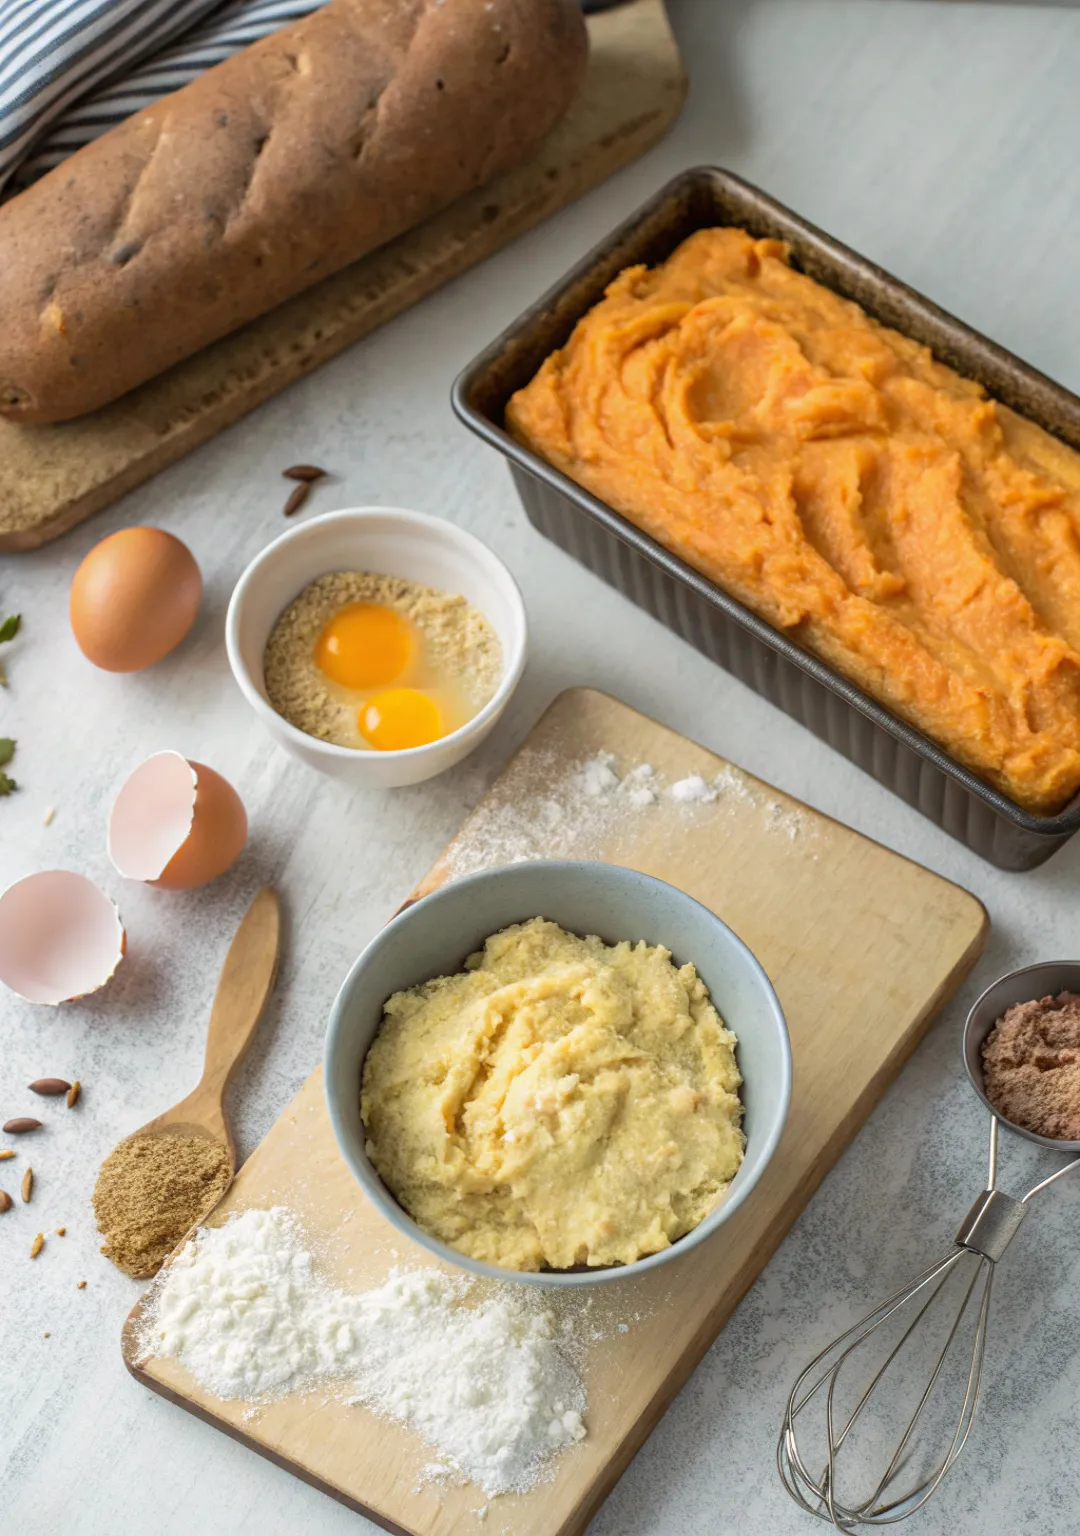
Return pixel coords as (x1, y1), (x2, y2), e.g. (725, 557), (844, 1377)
(108, 751), (247, 890)
(70, 528), (201, 672)
(0, 871), (126, 1005)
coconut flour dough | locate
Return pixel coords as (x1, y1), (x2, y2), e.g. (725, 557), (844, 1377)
(360, 918), (745, 1271)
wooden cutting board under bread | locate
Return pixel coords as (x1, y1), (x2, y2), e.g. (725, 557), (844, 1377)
(0, 0), (685, 552)
(123, 687), (988, 1536)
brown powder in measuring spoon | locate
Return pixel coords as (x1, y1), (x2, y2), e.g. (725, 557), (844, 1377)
(93, 1131), (231, 1278)
(981, 991), (1080, 1141)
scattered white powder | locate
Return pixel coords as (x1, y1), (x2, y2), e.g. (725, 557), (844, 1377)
(419, 1461), (452, 1480)
(623, 763), (654, 785)
(581, 752), (620, 797)
(444, 744), (815, 880)
(621, 763), (658, 807)
(669, 774), (717, 804)
(416, 1460), (456, 1491)
(140, 1208), (586, 1497)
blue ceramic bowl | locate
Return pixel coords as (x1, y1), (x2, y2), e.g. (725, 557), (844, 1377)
(324, 861), (791, 1287)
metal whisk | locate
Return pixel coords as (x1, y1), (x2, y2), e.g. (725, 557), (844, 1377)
(777, 961), (1080, 1531)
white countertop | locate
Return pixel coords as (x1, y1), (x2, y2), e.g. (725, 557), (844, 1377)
(5, 2), (1080, 1532)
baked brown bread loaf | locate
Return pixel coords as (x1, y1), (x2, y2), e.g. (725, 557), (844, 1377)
(0, 0), (587, 425)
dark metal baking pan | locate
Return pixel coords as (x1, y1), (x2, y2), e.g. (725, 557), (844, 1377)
(451, 166), (1080, 870)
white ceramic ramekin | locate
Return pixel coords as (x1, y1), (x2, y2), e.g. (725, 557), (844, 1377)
(225, 507), (527, 787)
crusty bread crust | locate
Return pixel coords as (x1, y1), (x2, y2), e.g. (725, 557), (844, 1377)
(0, 0), (587, 424)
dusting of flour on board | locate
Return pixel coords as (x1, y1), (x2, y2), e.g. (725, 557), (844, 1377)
(444, 747), (816, 880)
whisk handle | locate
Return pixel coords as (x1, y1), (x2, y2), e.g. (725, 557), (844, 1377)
(955, 1188), (1027, 1261)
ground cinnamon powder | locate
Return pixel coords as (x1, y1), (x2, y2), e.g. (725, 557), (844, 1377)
(92, 1130), (230, 1278)
(982, 992), (1080, 1141)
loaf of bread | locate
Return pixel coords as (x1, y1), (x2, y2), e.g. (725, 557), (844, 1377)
(0, 0), (587, 424)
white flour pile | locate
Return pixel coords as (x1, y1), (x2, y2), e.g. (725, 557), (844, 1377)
(140, 1208), (586, 1496)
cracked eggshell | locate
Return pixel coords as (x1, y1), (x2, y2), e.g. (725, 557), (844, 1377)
(0, 871), (126, 1005)
(108, 751), (247, 890)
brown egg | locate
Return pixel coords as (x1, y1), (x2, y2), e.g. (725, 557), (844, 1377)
(70, 528), (201, 672)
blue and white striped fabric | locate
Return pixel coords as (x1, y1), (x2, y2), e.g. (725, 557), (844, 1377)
(0, 0), (225, 195)
(11, 0), (324, 190)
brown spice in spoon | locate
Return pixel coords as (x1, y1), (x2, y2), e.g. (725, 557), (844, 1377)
(92, 1131), (229, 1277)
(982, 991), (1080, 1141)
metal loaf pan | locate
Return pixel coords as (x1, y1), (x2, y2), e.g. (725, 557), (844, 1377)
(451, 167), (1080, 870)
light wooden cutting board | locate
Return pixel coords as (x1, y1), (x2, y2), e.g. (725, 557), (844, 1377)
(0, 0), (685, 552)
(124, 688), (988, 1536)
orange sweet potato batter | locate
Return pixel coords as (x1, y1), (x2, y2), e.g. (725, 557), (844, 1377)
(507, 228), (1080, 813)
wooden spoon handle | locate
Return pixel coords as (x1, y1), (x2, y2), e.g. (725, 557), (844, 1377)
(200, 887), (281, 1095)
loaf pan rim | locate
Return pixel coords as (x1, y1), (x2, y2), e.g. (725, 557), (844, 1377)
(451, 164), (1080, 842)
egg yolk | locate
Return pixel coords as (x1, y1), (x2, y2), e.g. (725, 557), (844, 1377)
(359, 689), (443, 751)
(314, 603), (414, 689)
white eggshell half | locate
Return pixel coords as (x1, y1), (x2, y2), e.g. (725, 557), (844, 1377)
(0, 870), (126, 1005)
(107, 750), (196, 881)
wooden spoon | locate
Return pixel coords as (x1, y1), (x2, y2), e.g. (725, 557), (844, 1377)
(94, 887), (281, 1275)
(134, 886), (281, 1164)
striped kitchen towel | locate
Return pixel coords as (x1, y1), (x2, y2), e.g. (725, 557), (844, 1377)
(0, 0), (226, 195)
(11, 0), (324, 191)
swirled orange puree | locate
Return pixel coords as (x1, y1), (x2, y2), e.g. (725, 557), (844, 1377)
(507, 228), (1080, 813)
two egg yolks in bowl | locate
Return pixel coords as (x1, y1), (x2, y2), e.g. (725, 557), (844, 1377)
(314, 602), (457, 751)
(262, 571), (505, 756)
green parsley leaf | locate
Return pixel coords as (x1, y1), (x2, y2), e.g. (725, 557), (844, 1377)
(0, 771), (15, 795)
(0, 739), (14, 768)
(0, 614), (20, 643)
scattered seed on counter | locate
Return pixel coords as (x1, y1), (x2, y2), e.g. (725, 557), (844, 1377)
(0, 1148), (14, 1160)
(66, 1081), (81, 1109)
(55, 1226), (66, 1236)
(77, 1281), (87, 1290)
(282, 481), (312, 518)
(30, 1233), (43, 1258)
(29, 1079), (70, 1096)
(283, 464), (326, 482)
(21, 1167), (33, 1202)
(43, 1332), (50, 1338)
(4, 1117), (41, 1133)
(42, 805), (55, 826)
(0, 1190), (11, 1212)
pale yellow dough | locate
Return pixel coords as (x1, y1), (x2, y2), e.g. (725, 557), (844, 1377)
(360, 918), (745, 1272)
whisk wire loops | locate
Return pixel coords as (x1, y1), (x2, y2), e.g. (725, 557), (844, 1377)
(778, 1114), (1080, 1530)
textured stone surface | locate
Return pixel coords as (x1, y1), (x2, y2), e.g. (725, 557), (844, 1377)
(4, 2), (1080, 1533)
